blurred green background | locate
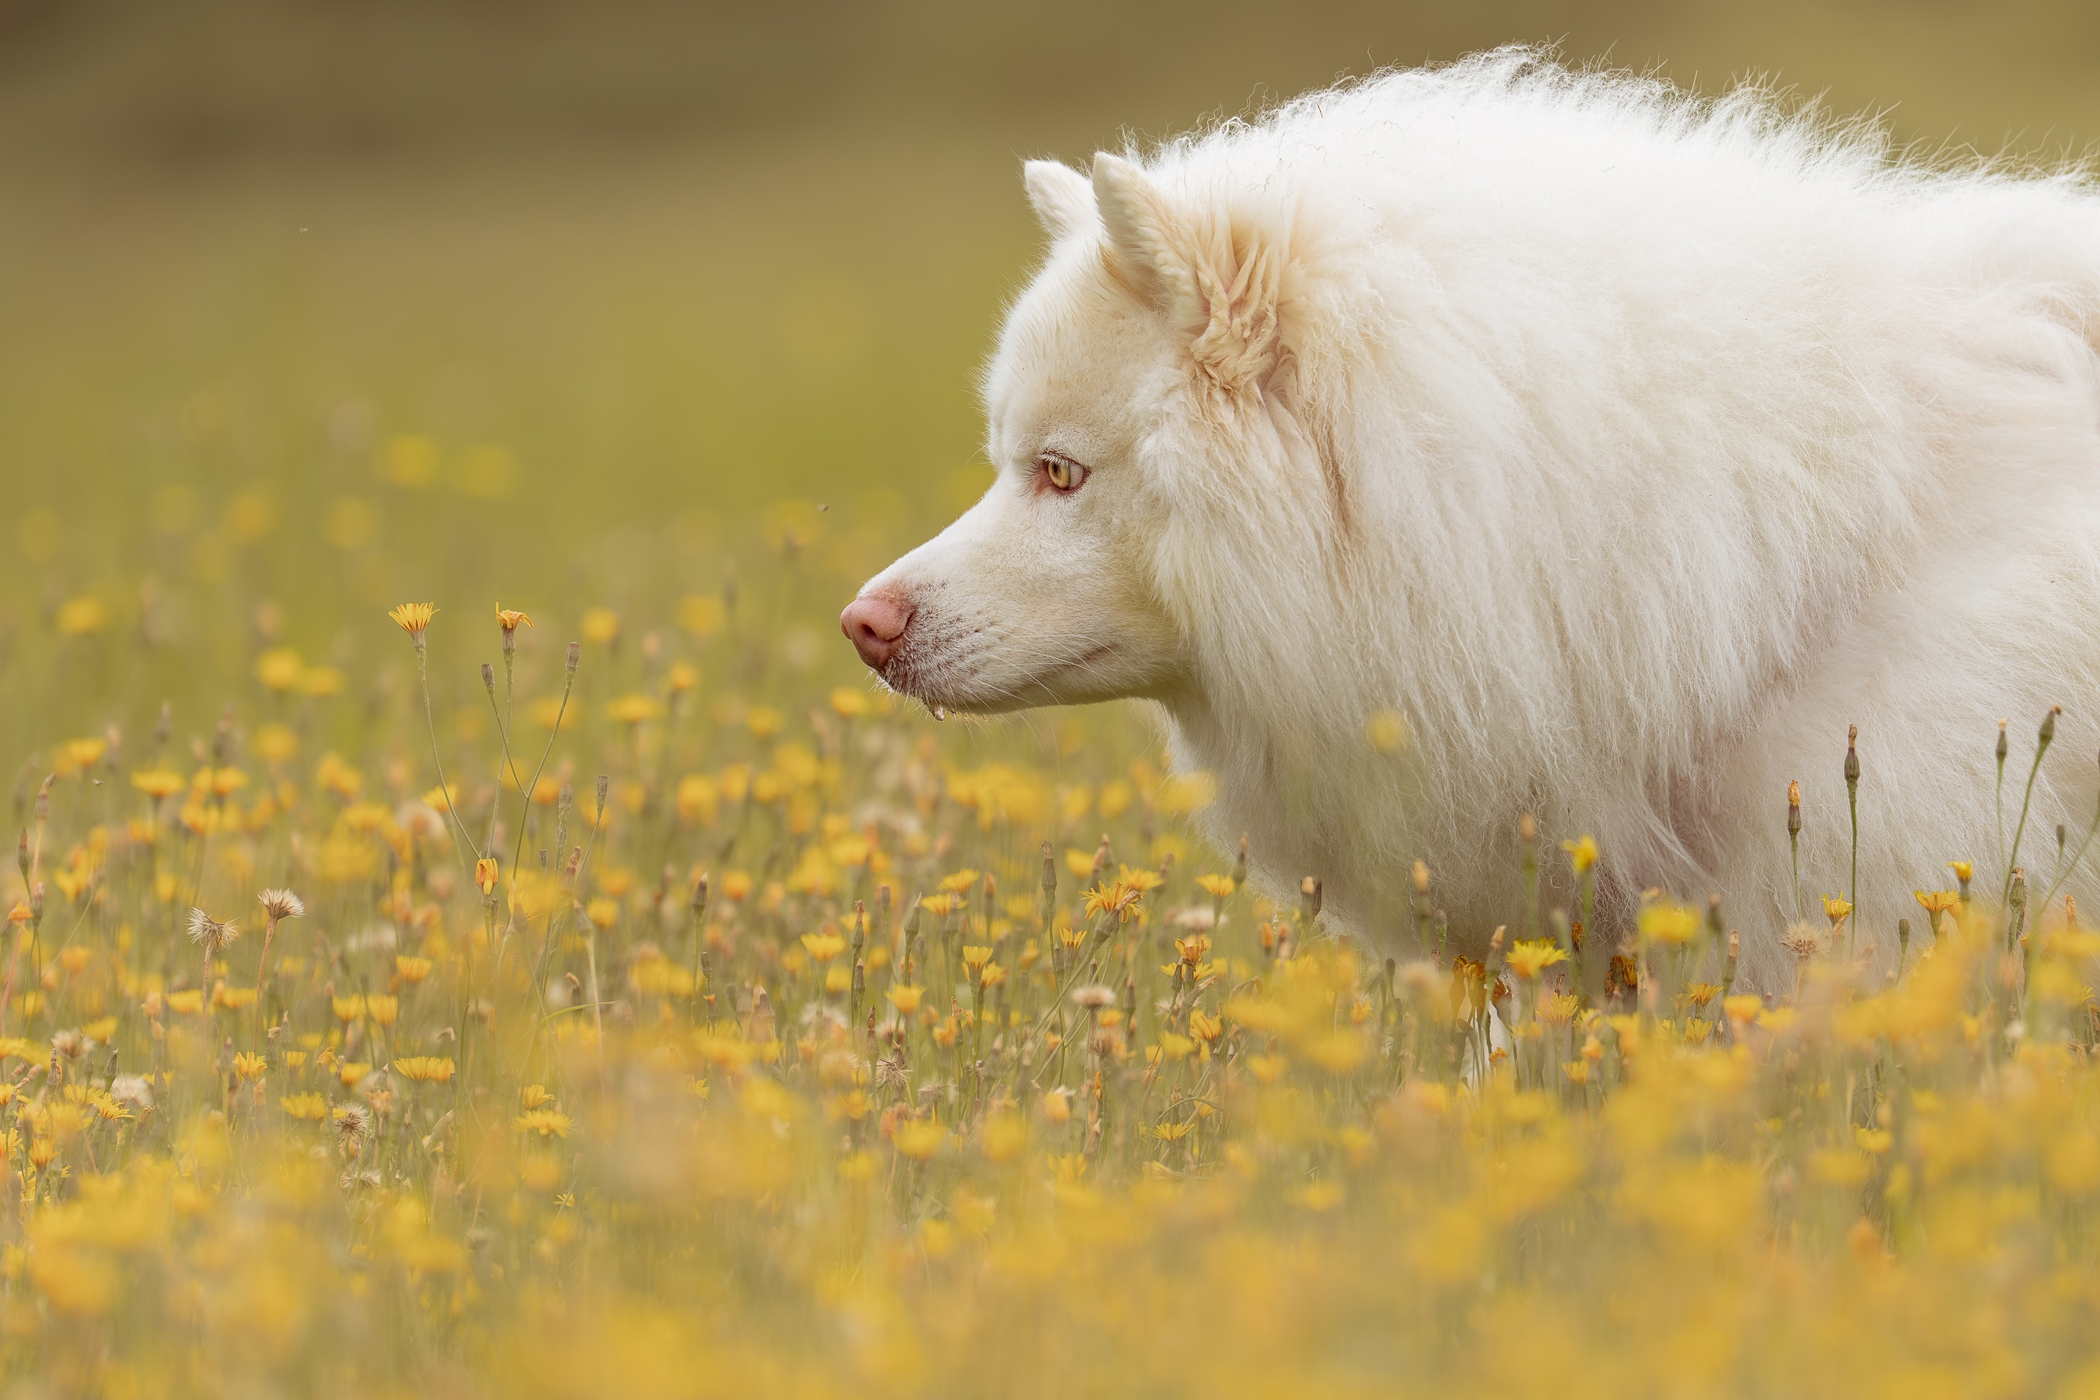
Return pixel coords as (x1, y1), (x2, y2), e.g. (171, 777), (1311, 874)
(3, 0), (2099, 758)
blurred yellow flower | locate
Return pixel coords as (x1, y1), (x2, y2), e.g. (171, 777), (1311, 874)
(131, 770), (184, 799)
(801, 933), (846, 963)
(255, 647), (304, 691)
(515, 1109), (574, 1138)
(677, 593), (725, 637)
(1365, 708), (1410, 754)
(607, 694), (664, 725)
(1639, 900), (1701, 946)
(281, 1092), (329, 1122)
(893, 1121), (946, 1161)
(55, 597), (109, 636)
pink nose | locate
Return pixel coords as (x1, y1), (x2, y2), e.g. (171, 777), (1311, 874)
(841, 590), (913, 669)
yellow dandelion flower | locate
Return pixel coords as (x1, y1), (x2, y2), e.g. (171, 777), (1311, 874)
(281, 1092), (330, 1122)
(55, 597), (109, 636)
(393, 1057), (456, 1084)
(800, 933), (846, 963)
(1562, 834), (1600, 874)
(130, 770), (185, 799)
(1639, 900), (1702, 946)
(893, 1120), (947, 1161)
(1504, 939), (1568, 979)
(254, 647), (304, 691)
(581, 607), (620, 644)
(885, 985), (925, 1016)
(515, 1109), (574, 1138)
(1084, 880), (1146, 924)
(1302, 1030), (1370, 1076)
(1914, 889), (1961, 916)
(1196, 873), (1236, 899)
(1822, 895), (1853, 929)
(496, 607), (532, 633)
(1723, 994), (1765, 1025)
(1365, 708), (1410, 754)
(395, 955), (433, 985)
(387, 602), (437, 636)
(520, 1084), (557, 1110)
(607, 694), (664, 725)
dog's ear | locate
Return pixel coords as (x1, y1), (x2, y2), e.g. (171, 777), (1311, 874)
(1023, 160), (1096, 243)
(1092, 152), (1286, 395)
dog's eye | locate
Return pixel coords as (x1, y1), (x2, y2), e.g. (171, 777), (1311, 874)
(1040, 453), (1089, 493)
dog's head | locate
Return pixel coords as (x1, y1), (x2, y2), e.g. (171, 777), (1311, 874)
(842, 152), (1316, 713)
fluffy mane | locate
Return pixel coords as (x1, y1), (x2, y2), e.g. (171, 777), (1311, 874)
(1084, 50), (2100, 979)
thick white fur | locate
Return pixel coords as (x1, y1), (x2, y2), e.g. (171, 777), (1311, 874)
(851, 49), (2100, 987)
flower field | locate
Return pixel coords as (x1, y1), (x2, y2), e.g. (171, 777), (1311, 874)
(11, 11), (2100, 1387)
(5, 569), (2100, 1398)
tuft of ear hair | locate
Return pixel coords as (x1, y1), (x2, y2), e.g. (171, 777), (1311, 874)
(1091, 152), (1285, 395)
(1023, 161), (1097, 244)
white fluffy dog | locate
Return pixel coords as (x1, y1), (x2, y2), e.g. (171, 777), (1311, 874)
(843, 49), (2100, 986)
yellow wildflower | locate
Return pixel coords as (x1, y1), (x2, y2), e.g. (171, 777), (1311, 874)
(515, 1109), (574, 1138)
(1504, 939), (1568, 979)
(281, 1092), (330, 1122)
(1639, 901), (1701, 946)
(387, 602), (437, 636)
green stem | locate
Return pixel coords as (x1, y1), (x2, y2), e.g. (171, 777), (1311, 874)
(414, 640), (479, 880)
